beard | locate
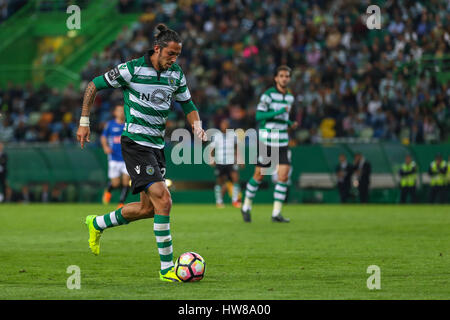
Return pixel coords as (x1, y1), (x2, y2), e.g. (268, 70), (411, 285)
(157, 52), (169, 71)
(158, 61), (168, 71)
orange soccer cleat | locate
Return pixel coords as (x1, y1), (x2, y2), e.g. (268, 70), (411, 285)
(102, 191), (112, 204)
(232, 200), (242, 208)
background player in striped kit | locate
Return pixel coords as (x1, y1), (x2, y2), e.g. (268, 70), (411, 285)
(210, 118), (242, 208)
(101, 105), (130, 208)
(241, 66), (297, 223)
(77, 24), (207, 282)
(272, 165), (293, 204)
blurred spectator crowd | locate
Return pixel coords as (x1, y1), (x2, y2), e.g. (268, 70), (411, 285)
(0, 0), (27, 23)
(0, 0), (449, 146)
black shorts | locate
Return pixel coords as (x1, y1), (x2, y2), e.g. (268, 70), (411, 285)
(121, 136), (166, 194)
(256, 142), (291, 168)
(214, 164), (239, 179)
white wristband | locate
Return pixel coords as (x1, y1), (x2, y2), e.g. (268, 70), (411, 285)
(79, 116), (90, 127)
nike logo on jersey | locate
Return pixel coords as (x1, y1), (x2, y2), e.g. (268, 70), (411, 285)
(135, 165), (141, 174)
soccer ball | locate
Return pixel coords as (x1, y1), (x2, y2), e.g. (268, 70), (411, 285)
(175, 252), (206, 282)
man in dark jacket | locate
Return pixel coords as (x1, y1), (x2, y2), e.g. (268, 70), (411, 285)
(336, 153), (353, 203)
(353, 152), (371, 203)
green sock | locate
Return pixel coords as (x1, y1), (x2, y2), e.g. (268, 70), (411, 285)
(245, 177), (261, 200)
(243, 178), (261, 211)
(274, 182), (288, 202)
(153, 214), (174, 274)
(93, 208), (129, 231)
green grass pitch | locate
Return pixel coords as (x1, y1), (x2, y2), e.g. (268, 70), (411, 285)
(0, 203), (449, 300)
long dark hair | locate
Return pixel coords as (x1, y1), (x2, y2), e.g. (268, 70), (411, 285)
(275, 65), (292, 77)
(153, 23), (181, 48)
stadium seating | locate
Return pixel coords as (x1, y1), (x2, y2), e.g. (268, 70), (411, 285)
(0, 0), (448, 204)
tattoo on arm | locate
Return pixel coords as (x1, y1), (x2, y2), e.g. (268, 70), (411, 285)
(81, 81), (97, 117)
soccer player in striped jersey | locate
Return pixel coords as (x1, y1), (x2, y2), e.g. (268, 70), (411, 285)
(241, 66), (297, 223)
(210, 118), (242, 208)
(101, 105), (130, 208)
(272, 165), (293, 203)
(76, 24), (207, 282)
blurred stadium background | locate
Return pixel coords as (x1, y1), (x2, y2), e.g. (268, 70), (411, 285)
(0, 0), (449, 204)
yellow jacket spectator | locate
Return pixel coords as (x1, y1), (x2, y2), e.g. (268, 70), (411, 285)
(428, 153), (447, 203)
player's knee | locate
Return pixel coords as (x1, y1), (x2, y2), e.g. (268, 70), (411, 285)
(161, 192), (172, 212)
(153, 189), (172, 212)
(111, 181), (120, 188)
(253, 172), (263, 183)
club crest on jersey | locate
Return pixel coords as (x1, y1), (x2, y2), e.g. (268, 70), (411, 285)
(168, 77), (176, 86)
(146, 165), (155, 175)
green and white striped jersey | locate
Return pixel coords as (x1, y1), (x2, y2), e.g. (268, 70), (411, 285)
(212, 131), (237, 165)
(256, 87), (294, 147)
(101, 51), (191, 149)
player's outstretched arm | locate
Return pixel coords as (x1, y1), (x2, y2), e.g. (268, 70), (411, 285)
(179, 99), (206, 141)
(186, 109), (207, 142)
(76, 81), (98, 149)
